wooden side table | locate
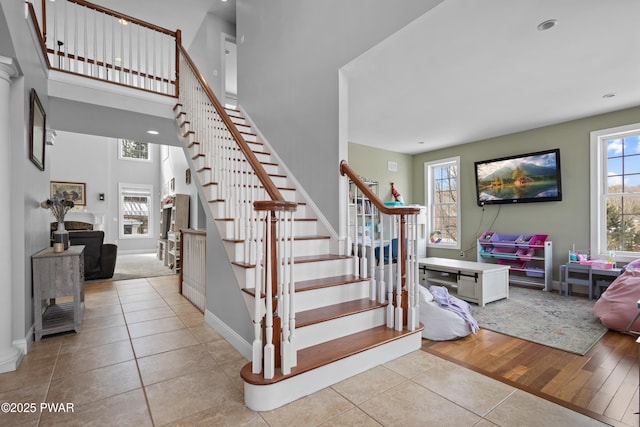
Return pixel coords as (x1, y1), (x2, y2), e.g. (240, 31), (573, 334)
(32, 245), (85, 340)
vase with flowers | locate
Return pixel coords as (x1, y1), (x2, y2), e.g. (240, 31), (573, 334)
(41, 192), (78, 250)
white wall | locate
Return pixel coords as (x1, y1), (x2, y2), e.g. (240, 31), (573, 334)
(1, 0), (53, 345)
(236, 0), (443, 230)
(187, 12), (236, 101)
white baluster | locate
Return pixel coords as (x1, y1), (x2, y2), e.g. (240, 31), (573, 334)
(395, 217), (403, 331)
(377, 213), (386, 304)
(386, 215), (394, 328)
(281, 211), (291, 374)
(252, 211), (264, 374)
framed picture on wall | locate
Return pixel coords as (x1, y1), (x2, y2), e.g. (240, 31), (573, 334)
(50, 181), (86, 206)
(29, 89), (46, 171)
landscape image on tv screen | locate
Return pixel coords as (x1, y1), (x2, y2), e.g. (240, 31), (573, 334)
(474, 149), (562, 206)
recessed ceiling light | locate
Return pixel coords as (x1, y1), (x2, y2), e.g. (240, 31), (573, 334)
(147, 130), (159, 135)
(537, 19), (558, 31)
(418, 141), (425, 144)
(603, 93), (616, 99)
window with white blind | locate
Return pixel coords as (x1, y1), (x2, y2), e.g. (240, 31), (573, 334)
(425, 157), (460, 249)
(119, 183), (153, 239)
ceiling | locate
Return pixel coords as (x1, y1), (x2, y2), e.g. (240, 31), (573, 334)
(344, 0), (640, 154)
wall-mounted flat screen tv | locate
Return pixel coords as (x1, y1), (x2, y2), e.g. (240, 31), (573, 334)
(474, 148), (562, 206)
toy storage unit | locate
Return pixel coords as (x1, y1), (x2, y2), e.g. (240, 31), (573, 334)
(477, 231), (553, 291)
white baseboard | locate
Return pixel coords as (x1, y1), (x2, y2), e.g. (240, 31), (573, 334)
(204, 309), (252, 361)
(13, 325), (33, 355)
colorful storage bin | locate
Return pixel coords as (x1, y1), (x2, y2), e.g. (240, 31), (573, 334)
(490, 234), (520, 244)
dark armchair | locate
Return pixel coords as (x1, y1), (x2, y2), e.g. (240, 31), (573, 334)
(68, 230), (117, 280)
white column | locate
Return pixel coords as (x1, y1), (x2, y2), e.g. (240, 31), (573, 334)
(0, 56), (22, 373)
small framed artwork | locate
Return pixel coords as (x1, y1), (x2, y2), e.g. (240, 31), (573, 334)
(170, 177), (175, 192)
(29, 89), (46, 171)
(185, 168), (191, 185)
(50, 181), (87, 206)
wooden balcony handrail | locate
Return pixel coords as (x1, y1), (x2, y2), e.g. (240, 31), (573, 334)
(41, 0), (178, 42)
(340, 160), (420, 216)
(178, 44), (290, 205)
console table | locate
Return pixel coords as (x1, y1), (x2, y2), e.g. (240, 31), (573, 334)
(32, 246), (85, 340)
(418, 257), (510, 306)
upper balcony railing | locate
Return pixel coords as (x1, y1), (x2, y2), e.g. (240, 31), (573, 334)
(29, 0), (179, 96)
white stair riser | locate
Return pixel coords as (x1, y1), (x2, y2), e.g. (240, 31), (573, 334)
(188, 143), (201, 157)
(268, 175), (288, 188)
(295, 308), (386, 350)
(209, 200), (306, 220)
(244, 331), (423, 412)
(240, 132), (258, 142)
(235, 122), (252, 133)
(223, 240), (246, 263)
(232, 257), (354, 290)
(295, 280), (370, 312)
(293, 258), (353, 281)
(280, 188), (297, 203)
(219, 218), (317, 237)
(291, 239), (330, 257)
(198, 168), (212, 183)
(247, 141), (263, 152)
(227, 115), (246, 126)
(261, 163), (280, 175)
(219, 234), (328, 260)
(193, 155), (206, 170)
(203, 184), (217, 201)
(254, 151), (272, 163)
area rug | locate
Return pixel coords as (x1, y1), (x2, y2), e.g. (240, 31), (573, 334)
(91, 252), (176, 282)
(468, 286), (607, 355)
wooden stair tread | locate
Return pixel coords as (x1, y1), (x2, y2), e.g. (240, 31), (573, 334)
(233, 253), (350, 269)
(241, 274), (366, 297)
(241, 325), (423, 385)
(297, 298), (386, 327)
(295, 254), (351, 263)
(295, 274), (367, 292)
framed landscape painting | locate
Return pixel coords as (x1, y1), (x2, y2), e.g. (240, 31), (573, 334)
(50, 181), (86, 206)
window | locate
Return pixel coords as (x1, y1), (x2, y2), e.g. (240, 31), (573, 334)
(591, 124), (640, 261)
(425, 157), (460, 249)
(119, 183), (153, 239)
(119, 139), (150, 161)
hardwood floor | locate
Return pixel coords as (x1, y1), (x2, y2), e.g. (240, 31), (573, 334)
(423, 329), (639, 426)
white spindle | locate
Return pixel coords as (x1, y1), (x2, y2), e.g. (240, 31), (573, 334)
(377, 213), (386, 303)
(386, 215), (394, 328)
(252, 211), (264, 374)
(395, 218), (403, 331)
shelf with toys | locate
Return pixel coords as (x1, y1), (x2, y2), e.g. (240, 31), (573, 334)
(477, 231), (553, 291)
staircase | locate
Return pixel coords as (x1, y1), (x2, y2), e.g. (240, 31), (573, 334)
(176, 48), (423, 411)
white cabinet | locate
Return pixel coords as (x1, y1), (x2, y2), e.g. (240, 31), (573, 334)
(419, 257), (510, 307)
(477, 231), (553, 291)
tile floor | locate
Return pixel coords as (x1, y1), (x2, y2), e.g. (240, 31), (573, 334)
(0, 276), (609, 426)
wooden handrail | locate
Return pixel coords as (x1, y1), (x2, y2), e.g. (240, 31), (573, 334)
(28, 3), (52, 69)
(340, 160), (420, 216)
(178, 44), (289, 204)
(59, 0), (176, 36)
